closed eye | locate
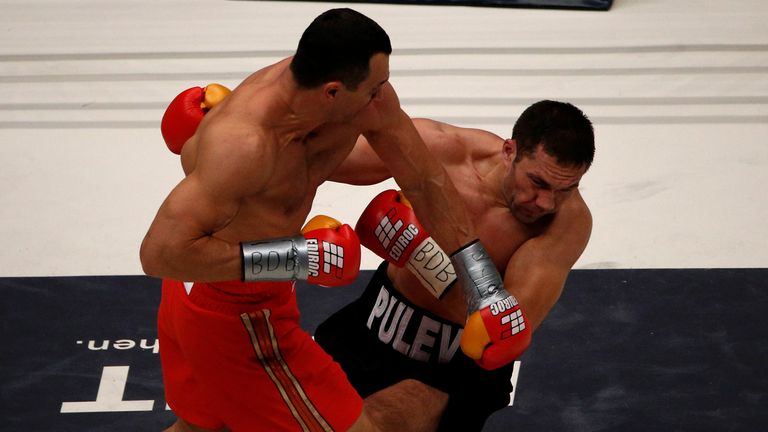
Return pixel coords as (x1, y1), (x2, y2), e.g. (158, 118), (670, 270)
(529, 176), (549, 189)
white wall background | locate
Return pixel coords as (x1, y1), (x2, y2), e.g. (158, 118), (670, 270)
(1, 0), (766, 276)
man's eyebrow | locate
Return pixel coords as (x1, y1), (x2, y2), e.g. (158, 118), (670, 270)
(562, 182), (580, 190)
(529, 174), (580, 190)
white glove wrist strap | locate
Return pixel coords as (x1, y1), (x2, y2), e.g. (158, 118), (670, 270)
(406, 236), (457, 299)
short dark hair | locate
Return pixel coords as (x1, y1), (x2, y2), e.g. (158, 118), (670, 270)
(512, 100), (595, 169)
(290, 8), (392, 91)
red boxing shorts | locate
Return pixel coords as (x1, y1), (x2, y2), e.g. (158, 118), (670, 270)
(158, 279), (363, 431)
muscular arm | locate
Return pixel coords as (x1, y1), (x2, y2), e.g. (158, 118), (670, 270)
(140, 128), (276, 282)
(329, 134), (388, 186)
(503, 197), (593, 331)
(343, 105), (476, 253)
(332, 118), (462, 186)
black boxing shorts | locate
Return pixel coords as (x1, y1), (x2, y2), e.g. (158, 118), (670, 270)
(314, 262), (516, 431)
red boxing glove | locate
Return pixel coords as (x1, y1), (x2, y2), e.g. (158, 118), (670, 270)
(357, 190), (457, 298)
(160, 83), (230, 154)
(453, 241), (532, 370)
(355, 189), (430, 267)
(301, 215), (361, 287)
(462, 295), (532, 370)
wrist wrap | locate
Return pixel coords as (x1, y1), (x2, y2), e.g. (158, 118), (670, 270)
(241, 235), (309, 282)
(450, 240), (506, 313)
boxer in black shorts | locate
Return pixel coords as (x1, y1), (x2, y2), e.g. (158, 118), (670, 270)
(316, 262), (515, 431)
(322, 101), (596, 431)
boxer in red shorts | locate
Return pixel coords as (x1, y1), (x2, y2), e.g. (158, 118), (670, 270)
(141, 8), (491, 432)
(158, 277), (363, 431)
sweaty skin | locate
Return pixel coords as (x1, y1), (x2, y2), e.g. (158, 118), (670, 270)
(331, 118), (592, 431)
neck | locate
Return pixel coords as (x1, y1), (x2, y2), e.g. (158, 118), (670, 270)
(475, 152), (509, 208)
(268, 67), (329, 142)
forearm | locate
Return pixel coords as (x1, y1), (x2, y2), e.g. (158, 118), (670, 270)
(402, 167), (473, 254)
(141, 214), (361, 287)
(364, 111), (476, 253)
(140, 225), (242, 282)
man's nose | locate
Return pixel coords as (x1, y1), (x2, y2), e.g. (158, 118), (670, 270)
(536, 190), (556, 212)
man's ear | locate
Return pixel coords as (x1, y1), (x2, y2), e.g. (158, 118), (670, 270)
(503, 138), (517, 163)
(324, 82), (342, 99)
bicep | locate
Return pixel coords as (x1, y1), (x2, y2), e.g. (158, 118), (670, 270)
(148, 134), (274, 248)
(503, 220), (591, 332)
(504, 249), (571, 333)
(145, 174), (240, 251)
(140, 171), (249, 279)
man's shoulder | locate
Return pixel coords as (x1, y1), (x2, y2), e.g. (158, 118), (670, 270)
(414, 119), (501, 164)
(543, 191), (592, 244)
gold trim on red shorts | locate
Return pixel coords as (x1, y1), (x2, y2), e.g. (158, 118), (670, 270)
(241, 310), (333, 432)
